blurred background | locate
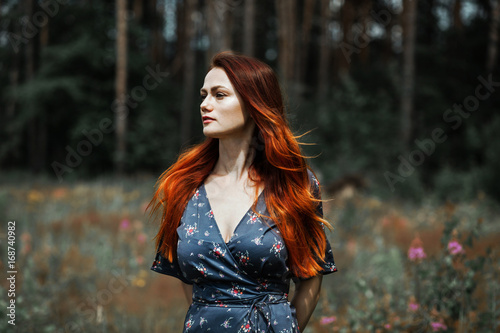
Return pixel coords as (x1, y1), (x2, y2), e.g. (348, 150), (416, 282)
(0, 0), (499, 332)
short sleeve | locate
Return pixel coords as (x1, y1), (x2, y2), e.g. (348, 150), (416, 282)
(293, 170), (338, 282)
(150, 241), (193, 285)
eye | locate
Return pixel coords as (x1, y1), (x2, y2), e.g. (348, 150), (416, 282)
(200, 94), (207, 100)
(215, 92), (225, 99)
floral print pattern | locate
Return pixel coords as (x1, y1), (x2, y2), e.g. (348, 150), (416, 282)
(151, 170), (337, 332)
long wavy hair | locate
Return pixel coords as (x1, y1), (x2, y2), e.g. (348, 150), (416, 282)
(148, 51), (332, 278)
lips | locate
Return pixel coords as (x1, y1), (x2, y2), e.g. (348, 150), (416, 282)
(202, 116), (215, 124)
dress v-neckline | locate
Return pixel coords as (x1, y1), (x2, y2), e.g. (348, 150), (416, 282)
(201, 183), (264, 245)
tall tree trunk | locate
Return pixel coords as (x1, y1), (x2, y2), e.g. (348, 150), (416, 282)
(174, 0), (186, 76)
(337, 0), (355, 77)
(207, 0), (231, 58)
(359, 0), (372, 64)
(150, 0), (165, 65)
(7, 5), (20, 119)
(115, 0), (128, 175)
(317, 0), (331, 100)
(275, 0), (297, 87)
(36, 0), (50, 173)
(156, 0), (165, 66)
(180, 0), (197, 146)
(149, 0), (157, 62)
(243, 0), (256, 56)
(40, 0), (50, 47)
(400, 0), (418, 152)
(299, 0), (316, 90)
(453, 0), (463, 31)
(133, 0), (143, 23)
(487, 0), (500, 72)
(24, 0), (40, 173)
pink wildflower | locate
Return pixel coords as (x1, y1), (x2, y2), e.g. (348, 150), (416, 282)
(408, 302), (419, 311)
(408, 247), (427, 260)
(320, 316), (336, 325)
(408, 236), (426, 261)
(431, 321), (447, 331)
(384, 324), (391, 329)
(447, 241), (464, 255)
(120, 219), (130, 230)
(137, 233), (147, 244)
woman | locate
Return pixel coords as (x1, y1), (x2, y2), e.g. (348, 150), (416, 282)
(149, 51), (337, 332)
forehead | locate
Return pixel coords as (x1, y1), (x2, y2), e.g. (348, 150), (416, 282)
(201, 68), (234, 90)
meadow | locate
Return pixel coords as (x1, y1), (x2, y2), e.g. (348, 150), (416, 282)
(0, 173), (499, 332)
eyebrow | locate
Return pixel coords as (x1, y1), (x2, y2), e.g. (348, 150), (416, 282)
(200, 85), (228, 93)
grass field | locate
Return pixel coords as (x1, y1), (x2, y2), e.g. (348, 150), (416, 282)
(0, 173), (499, 332)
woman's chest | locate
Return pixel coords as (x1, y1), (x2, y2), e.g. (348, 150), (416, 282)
(175, 186), (290, 282)
(203, 182), (264, 243)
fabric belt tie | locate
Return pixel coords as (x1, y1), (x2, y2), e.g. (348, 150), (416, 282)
(193, 292), (289, 333)
(246, 293), (287, 333)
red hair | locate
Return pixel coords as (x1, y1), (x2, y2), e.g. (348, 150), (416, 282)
(148, 51), (332, 278)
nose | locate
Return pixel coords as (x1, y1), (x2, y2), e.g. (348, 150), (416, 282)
(200, 95), (213, 113)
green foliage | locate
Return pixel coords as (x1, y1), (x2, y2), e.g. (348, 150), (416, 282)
(2, 173), (500, 331)
(431, 165), (483, 202)
(298, 73), (399, 183)
(478, 115), (500, 200)
(320, 197), (499, 332)
(1, 0), (500, 205)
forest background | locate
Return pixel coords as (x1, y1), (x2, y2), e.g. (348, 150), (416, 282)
(1, 0), (500, 332)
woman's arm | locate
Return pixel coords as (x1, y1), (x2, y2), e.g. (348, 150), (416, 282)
(290, 275), (323, 332)
(181, 282), (193, 306)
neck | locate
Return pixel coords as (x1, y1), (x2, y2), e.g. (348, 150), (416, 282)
(214, 134), (255, 181)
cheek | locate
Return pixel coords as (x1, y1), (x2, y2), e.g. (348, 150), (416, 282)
(231, 111), (247, 126)
(223, 103), (247, 125)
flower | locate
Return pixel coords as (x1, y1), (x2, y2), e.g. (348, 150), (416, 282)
(408, 302), (419, 311)
(119, 219), (130, 230)
(448, 241), (464, 255)
(384, 324), (391, 329)
(431, 321), (447, 331)
(320, 316), (336, 325)
(408, 247), (427, 261)
(137, 233), (147, 244)
(408, 236), (426, 261)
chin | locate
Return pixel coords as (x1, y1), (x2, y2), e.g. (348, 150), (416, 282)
(203, 125), (248, 139)
(203, 128), (221, 138)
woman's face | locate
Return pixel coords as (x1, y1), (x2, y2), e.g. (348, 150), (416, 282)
(200, 68), (253, 139)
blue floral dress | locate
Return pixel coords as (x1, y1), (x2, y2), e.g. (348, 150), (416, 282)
(151, 170), (337, 332)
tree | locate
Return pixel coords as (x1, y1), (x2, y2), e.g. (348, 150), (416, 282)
(400, 0), (418, 152)
(275, 0), (297, 85)
(299, 0), (316, 96)
(453, 0), (463, 31)
(243, 0), (256, 56)
(150, 0), (166, 66)
(180, 0), (197, 146)
(487, 0), (500, 72)
(23, 0), (48, 174)
(337, 0), (355, 76)
(207, 0), (232, 57)
(317, 0), (331, 100)
(358, 0), (372, 64)
(115, 0), (128, 174)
